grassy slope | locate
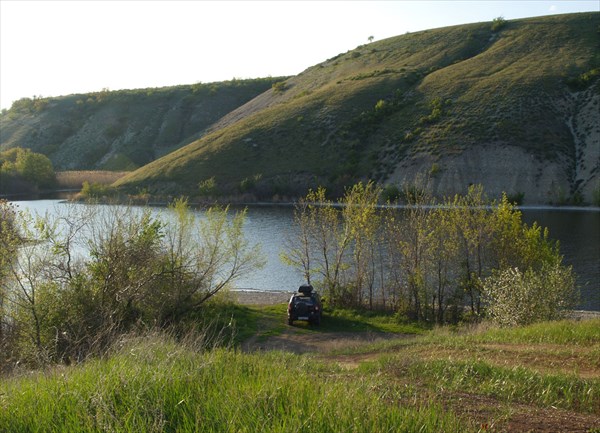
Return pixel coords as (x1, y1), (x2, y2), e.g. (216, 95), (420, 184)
(1, 310), (598, 432)
(115, 13), (599, 198)
(0, 78), (285, 171)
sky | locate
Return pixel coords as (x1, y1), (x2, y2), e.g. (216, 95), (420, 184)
(1, 1), (598, 110)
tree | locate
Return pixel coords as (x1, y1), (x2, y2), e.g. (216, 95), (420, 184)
(368, 35), (374, 43)
(15, 149), (55, 188)
(428, 205), (460, 324)
(281, 197), (316, 285)
(1, 200), (265, 366)
(0, 200), (20, 365)
(491, 16), (507, 32)
(448, 184), (491, 316)
(342, 181), (381, 308)
(281, 187), (353, 306)
(0, 147), (55, 193)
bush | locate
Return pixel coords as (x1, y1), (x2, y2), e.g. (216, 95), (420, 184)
(491, 16), (507, 32)
(198, 177), (218, 196)
(80, 181), (117, 199)
(381, 184), (401, 202)
(0, 147), (56, 192)
(482, 264), (577, 327)
(272, 81), (287, 93)
(0, 201), (264, 367)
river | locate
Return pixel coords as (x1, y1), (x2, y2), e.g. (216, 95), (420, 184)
(9, 200), (600, 311)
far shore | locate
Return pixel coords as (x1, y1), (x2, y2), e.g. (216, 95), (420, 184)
(4, 191), (600, 212)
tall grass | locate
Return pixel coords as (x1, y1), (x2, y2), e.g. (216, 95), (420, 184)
(419, 319), (600, 346)
(469, 319), (600, 345)
(404, 359), (600, 413)
(0, 333), (474, 433)
(55, 171), (129, 189)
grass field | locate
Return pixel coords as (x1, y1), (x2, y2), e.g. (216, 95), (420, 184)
(1, 301), (598, 432)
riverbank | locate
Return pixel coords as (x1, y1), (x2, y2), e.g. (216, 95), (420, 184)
(233, 289), (600, 320)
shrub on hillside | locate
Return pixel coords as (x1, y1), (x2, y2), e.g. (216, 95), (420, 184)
(491, 16), (507, 32)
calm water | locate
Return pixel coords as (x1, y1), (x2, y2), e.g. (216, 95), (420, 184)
(10, 200), (600, 311)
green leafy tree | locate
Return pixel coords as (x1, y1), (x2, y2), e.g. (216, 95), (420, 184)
(342, 181), (382, 308)
(15, 148), (55, 188)
(0, 201), (21, 365)
(1, 200), (265, 366)
(447, 185), (491, 316)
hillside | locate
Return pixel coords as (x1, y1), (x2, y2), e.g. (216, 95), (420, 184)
(115, 12), (600, 204)
(0, 78), (284, 171)
(2, 13), (599, 204)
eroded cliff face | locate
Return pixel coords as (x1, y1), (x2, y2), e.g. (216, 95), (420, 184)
(388, 85), (599, 204)
(565, 86), (600, 201)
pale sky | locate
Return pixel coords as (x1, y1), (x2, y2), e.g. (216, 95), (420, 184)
(1, 1), (598, 110)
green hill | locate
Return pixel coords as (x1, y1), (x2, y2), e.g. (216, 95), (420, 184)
(0, 78), (285, 171)
(114, 12), (599, 204)
(2, 13), (599, 204)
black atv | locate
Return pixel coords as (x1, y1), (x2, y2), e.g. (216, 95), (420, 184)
(287, 284), (322, 326)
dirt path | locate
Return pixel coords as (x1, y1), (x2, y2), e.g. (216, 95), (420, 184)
(242, 328), (405, 354)
(235, 292), (600, 432)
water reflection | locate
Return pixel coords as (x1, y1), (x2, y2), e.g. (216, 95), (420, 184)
(10, 200), (599, 311)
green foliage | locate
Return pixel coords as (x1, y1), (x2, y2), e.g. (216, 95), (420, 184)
(239, 173), (262, 193)
(271, 81), (287, 93)
(0, 200), (21, 369)
(80, 180), (117, 199)
(284, 183), (576, 326)
(566, 67), (600, 90)
(482, 264), (577, 327)
(7, 96), (49, 114)
(419, 97), (448, 125)
(429, 162), (441, 177)
(0, 147), (56, 193)
(0, 337), (472, 432)
(198, 176), (218, 196)
(381, 184), (401, 202)
(0, 201), (264, 367)
(491, 16), (507, 32)
(506, 191), (525, 205)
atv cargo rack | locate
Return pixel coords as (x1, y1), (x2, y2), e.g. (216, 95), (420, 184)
(298, 284), (313, 294)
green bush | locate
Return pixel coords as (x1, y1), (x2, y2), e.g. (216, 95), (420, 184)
(198, 177), (218, 196)
(381, 184), (401, 202)
(491, 16), (507, 32)
(272, 81), (287, 93)
(0, 147), (56, 191)
(0, 201), (264, 367)
(482, 263), (577, 327)
(80, 180), (116, 198)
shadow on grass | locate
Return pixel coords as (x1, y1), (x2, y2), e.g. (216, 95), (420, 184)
(256, 304), (426, 335)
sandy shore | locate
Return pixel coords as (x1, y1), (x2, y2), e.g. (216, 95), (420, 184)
(232, 289), (292, 305)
